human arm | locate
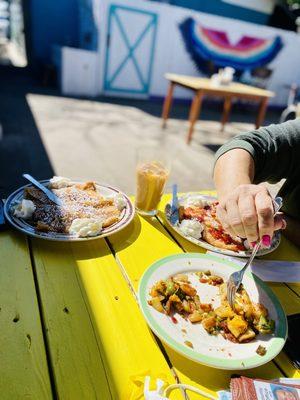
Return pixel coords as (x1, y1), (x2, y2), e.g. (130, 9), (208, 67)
(213, 119), (300, 245)
(214, 149), (283, 245)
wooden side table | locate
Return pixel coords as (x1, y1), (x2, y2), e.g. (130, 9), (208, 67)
(162, 73), (274, 144)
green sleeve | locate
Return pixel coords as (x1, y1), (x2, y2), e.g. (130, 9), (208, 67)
(215, 118), (300, 184)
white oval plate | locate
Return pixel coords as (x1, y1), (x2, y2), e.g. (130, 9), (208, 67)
(165, 194), (281, 258)
(4, 180), (134, 241)
(139, 253), (287, 370)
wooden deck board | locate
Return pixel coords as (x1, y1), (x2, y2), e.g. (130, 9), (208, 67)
(0, 231), (52, 400)
(31, 238), (112, 400)
(31, 237), (175, 400)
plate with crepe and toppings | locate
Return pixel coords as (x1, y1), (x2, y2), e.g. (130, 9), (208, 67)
(165, 193), (281, 258)
(138, 253), (287, 370)
(4, 176), (134, 241)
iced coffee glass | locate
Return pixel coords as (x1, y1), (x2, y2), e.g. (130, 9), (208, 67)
(135, 146), (170, 216)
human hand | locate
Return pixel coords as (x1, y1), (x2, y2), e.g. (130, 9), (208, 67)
(217, 184), (285, 247)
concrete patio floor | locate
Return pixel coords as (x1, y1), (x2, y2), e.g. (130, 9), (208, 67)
(0, 66), (283, 198)
(27, 93), (257, 194)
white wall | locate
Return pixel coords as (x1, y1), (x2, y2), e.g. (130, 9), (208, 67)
(63, 0), (300, 106)
(62, 47), (98, 97)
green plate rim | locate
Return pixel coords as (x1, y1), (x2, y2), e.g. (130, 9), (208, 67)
(138, 253), (287, 370)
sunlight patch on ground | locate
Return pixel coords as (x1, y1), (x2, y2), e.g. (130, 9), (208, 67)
(26, 93), (278, 195)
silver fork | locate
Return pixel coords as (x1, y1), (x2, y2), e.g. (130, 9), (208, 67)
(227, 196), (283, 309)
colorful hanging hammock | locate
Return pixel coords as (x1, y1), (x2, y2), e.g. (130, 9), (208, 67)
(179, 17), (283, 74)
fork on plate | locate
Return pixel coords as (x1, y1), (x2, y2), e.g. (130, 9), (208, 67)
(227, 197), (283, 309)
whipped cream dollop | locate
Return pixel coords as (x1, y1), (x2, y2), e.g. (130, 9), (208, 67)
(14, 199), (36, 219)
(113, 193), (127, 211)
(179, 219), (204, 239)
(179, 194), (209, 208)
(69, 218), (103, 237)
(49, 176), (72, 189)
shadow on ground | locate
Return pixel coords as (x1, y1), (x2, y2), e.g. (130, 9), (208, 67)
(0, 66), (54, 197)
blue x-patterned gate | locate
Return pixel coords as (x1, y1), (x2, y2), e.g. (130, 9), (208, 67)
(103, 4), (158, 95)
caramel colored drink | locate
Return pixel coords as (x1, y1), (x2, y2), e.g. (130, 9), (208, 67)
(136, 161), (169, 215)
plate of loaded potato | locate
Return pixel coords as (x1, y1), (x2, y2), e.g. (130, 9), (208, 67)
(4, 176), (134, 241)
(138, 253), (287, 370)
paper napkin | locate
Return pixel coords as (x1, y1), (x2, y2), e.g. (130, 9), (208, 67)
(207, 252), (300, 283)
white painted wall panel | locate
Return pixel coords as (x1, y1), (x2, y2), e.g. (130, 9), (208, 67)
(62, 47), (98, 97)
(62, 0), (300, 106)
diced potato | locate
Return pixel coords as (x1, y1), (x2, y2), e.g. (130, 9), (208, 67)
(174, 301), (184, 313)
(165, 294), (182, 314)
(188, 310), (204, 323)
(252, 303), (268, 322)
(238, 286), (251, 301)
(148, 297), (164, 313)
(234, 288), (253, 316)
(150, 287), (159, 297)
(219, 283), (227, 302)
(150, 280), (166, 297)
(238, 328), (256, 342)
(200, 303), (213, 312)
(243, 303), (254, 321)
(227, 315), (248, 338)
(233, 296), (245, 315)
(180, 283), (197, 297)
(202, 315), (217, 333)
(169, 294), (181, 303)
(215, 304), (235, 319)
(218, 286), (253, 318)
(256, 345), (267, 356)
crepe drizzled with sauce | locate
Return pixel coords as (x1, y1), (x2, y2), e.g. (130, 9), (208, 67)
(136, 161), (169, 212)
(14, 177), (127, 237)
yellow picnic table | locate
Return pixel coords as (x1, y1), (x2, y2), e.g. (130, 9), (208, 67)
(1, 192), (299, 400)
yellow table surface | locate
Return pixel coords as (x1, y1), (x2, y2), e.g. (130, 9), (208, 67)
(1, 192), (299, 400)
